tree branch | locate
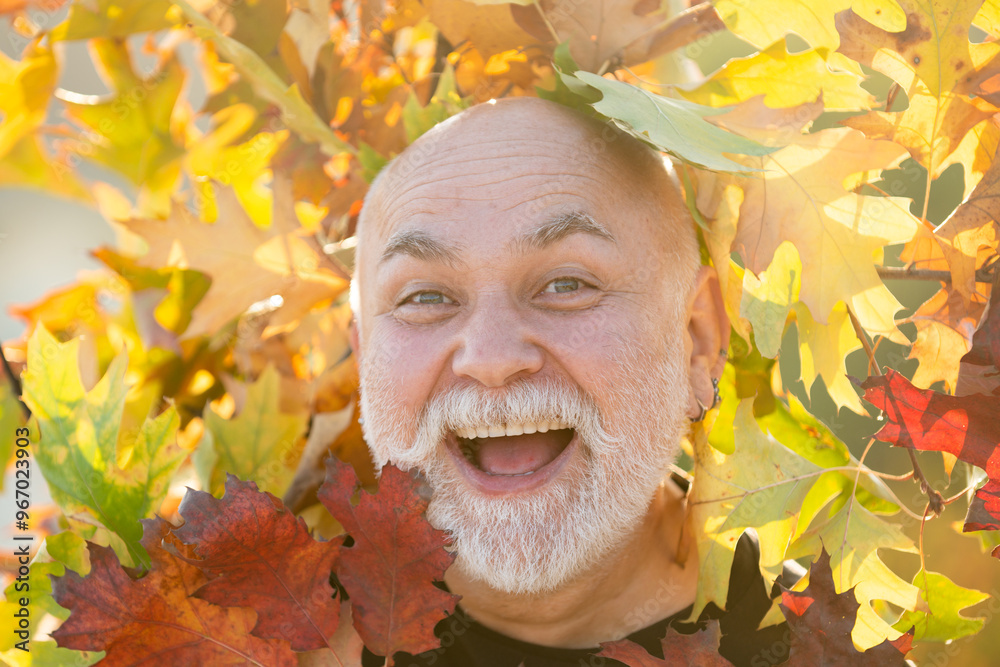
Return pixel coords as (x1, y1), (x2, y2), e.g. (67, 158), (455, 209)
(876, 264), (996, 283)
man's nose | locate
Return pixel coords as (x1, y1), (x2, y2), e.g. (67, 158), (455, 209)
(450, 297), (544, 387)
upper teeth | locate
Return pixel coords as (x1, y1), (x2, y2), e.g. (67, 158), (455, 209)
(454, 421), (570, 439)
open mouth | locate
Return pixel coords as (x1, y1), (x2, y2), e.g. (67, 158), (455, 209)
(448, 421), (578, 489)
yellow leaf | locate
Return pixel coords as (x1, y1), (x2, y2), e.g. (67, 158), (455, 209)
(121, 176), (348, 338)
(794, 301), (865, 413)
(682, 43), (873, 111)
(838, 0), (1000, 179)
(723, 127), (918, 339)
(905, 287), (984, 390)
(714, 0), (906, 50)
(742, 241), (802, 359)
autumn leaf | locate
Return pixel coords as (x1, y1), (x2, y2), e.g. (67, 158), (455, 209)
(202, 365), (309, 497)
(713, 0), (906, 50)
(957, 267), (1000, 397)
(780, 547), (913, 665)
(680, 42), (873, 111)
(597, 620), (729, 666)
(690, 401), (822, 620)
(49, 0), (174, 41)
(173, 475), (344, 652)
(893, 569), (990, 642)
(51, 517), (298, 666)
(121, 176), (348, 339)
(716, 126), (919, 339)
(564, 70), (776, 172)
(837, 1), (1000, 181)
(317, 457), (459, 662)
(21, 326), (186, 569)
(904, 286), (985, 391)
(934, 141), (1000, 302)
(860, 369), (1000, 540)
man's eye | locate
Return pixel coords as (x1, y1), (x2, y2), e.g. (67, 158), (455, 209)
(543, 278), (582, 293)
(404, 291), (454, 305)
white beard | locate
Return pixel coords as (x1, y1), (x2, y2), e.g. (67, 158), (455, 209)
(358, 335), (690, 595)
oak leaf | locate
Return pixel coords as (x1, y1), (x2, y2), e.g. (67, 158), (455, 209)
(904, 286), (984, 391)
(317, 456), (459, 663)
(780, 548), (912, 665)
(51, 517), (297, 666)
(860, 369), (1000, 543)
(173, 475), (343, 652)
(721, 126), (918, 339)
(837, 1), (1000, 179)
(597, 620), (729, 666)
(893, 569), (990, 642)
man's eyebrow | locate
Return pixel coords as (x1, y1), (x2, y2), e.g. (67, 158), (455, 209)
(508, 212), (616, 253)
(378, 229), (466, 266)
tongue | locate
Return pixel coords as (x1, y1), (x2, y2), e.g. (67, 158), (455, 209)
(475, 431), (570, 475)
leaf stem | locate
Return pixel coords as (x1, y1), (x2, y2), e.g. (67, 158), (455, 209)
(846, 305), (880, 376)
(531, 0), (561, 44)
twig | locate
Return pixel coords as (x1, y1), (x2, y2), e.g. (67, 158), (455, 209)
(531, 0), (561, 44)
(876, 265), (996, 283)
(1, 345), (30, 420)
(846, 304), (945, 516)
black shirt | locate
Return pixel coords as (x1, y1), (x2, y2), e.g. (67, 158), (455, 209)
(362, 531), (798, 667)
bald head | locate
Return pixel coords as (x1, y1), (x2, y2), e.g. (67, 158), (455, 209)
(350, 96), (701, 331)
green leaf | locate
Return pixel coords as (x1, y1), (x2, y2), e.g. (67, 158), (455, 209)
(174, 0), (355, 157)
(0, 381), (26, 492)
(894, 569), (989, 642)
(203, 365), (308, 497)
(565, 71), (776, 172)
(21, 326), (185, 569)
(402, 63), (469, 143)
(691, 400), (822, 619)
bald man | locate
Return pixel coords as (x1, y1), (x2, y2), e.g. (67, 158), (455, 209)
(349, 98), (791, 666)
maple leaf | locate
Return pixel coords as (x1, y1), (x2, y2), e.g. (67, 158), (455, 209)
(173, 475), (343, 652)
(780, 548), (913, 666)
(597, 620), (730, 666)
(21, 326), (187, 569)
(51, 517), (297, 666)
(201, 365), (309, 497)
(122, 175), (348, 339)
(837, 1), (1000, 181)
(860, 369), (1000, 544)
(317, 457), (459, 663)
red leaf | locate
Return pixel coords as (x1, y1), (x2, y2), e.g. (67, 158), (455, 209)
(597, 621), (730, 666)
(51, 517), (296, 666)
(173, 475), (343, 651)
(860, 369), (1000, 540)
(317, 457), (459, 662)
(780, 548), (911, 666)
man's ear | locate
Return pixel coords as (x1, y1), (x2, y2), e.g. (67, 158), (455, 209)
(349, 317), (361, 365)
(686, 266), (730, 419)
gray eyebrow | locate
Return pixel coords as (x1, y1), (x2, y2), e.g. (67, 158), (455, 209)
(378, 211), (614, 266)
(508, 212), (616, 253)
(378, 229), (466, 267)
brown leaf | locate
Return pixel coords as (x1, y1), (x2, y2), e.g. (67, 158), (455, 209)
(173, 475), (344, 652)
(860, 369), (1000, 543)
(51, 517), (297, 666)
(317, 457), (459, 663)
(598, 620), (730, 666)
(781, 547), (912, 666)
(426, 0), (539, 60)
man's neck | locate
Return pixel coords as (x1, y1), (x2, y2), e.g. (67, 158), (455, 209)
(443, 477), (698, 649)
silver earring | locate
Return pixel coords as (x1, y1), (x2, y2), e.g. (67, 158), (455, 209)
(690, 377), (721, 423)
